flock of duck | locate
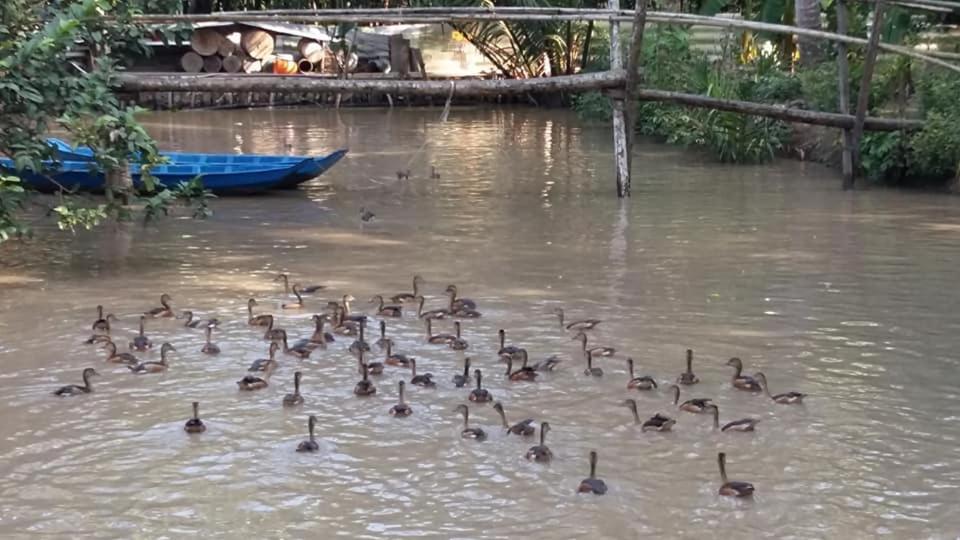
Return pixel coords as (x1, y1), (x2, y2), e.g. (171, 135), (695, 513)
(56, 273), (807, 498)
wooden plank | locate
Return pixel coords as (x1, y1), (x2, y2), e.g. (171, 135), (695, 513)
(389, 35), (411, 77)
(836, 0), (855, 189)
(851, 0), (887, 182)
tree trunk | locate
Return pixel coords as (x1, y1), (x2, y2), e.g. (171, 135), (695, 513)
(105, 162), (133, 206)
(795, 0), (824, 66)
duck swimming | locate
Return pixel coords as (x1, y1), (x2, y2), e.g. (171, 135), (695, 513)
(390, 275), (424, 304)
(283, 371), (305, 407)
(237, 361), (274, 391)
(531, 355), (562, 372)
(626, 358), (657, 390)
(505, 351), (537, 382)
(577, 451), (608, 495)
(468, 369), (492, 403)
(296, 415), (320, 452)
(310, 314), (335, 346)
(707, 405), (759, 432)
(389, 380), (413, 417)
(179, 310), (220, 329)
(754, 372), (806, 404)
(129, 342), (176, 374)
(384, 341), (413, 368)
(370, 295), (402, 317)
(375, 320), (392, 350)
(717, 452), (755, 497)
(454, 404), (486, 440)
(331, 306), (359, 336)
(275, 273), (325, 294)
(184, 401), (206, 433)
(249, 342), (280, 372)
(130, 316), (152, 352)
(247, 298), (273, 327)
(525, 422), (553, 463)
(493, 402), (534, 436)
(363, 349), (385, 376)
(409, 359), (436, 388)
(416, 295), (448, 320)
(497, 329), (522, 360)
(339, 294), (368, 324)
(201, 325), (221, 355)
(92, 306), (116, 333)
(583, 350), (603, 377)
(573, 331), (615, 357)
(449, 321), (469, 351)
(282, 285), (306, 310)
(726, 357), (761, 391)
(622, 398), (676, 432)
(262, 315), (284, 342)
(348, 322), (372, 358)
(103, 340), (139, 365)
(425, 318), (455, 345)
(54, 368), (98, 396)
(670, 384), (712, 413)
(354, 357), (377, 396)
(552, 308), (602, 332)
(676, 349), (699, 385)
(275, 329), (312, 359)
(146, 294), (174, 318)
(452, 357), (472, 387)
(444, 284), (477, 312)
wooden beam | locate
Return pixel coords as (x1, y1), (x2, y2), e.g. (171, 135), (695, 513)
(851, 1), (887, 185)
(623, 0), (648, 194)
(608, 0), (630, 198)
(836, 0), (855, 189)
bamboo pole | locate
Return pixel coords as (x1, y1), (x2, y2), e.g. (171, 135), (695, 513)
(836, 0), (855, 189)
(851, 1), (887, 184)
(608, 0), (630, 198)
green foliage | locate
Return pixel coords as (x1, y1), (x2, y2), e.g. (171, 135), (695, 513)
(571, 91), (611, 121)
(907, 113), (960, 179)
(52, 202), (109, 233)
(0, 175), (29, 241)
(859, 131), (906, 181)
(143, 177), (217, 222)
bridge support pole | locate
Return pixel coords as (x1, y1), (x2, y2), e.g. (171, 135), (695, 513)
(835, 0), (855, 189)
(608, 0), (630, 198)
(850, 0), (887, 189)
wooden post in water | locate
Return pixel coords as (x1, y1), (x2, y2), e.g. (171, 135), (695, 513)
(608, 0), (630, 198)
(850, 0), (887, 187)
(623, 0), (648, 190)
(835, 0), (855, 189)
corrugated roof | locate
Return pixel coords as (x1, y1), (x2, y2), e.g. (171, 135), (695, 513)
(193, 21), (331, 42)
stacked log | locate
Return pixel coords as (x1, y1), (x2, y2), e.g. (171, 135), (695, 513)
(181, 28), (276, 74)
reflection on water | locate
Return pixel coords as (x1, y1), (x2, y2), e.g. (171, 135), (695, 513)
(3, 107), (960, 537)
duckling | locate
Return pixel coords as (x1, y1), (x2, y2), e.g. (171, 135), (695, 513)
(754, 371), (806, 404)
(179, 310), (220, 329)
(384, 341), (413, 368)
(309, 314), (335, 346)
(201, 325), (221, 355)
(573, 331), (615, 357)
(468, 369), (492, 403)
(707, 405), (759, 432)
(374, 320), (392, 350)
(452, 357), (472, 387)
(247, 298), (273, 327)
(359, 206), (376, 223)
(390, 275), (424, 304)
(92, 306), (117, 333)
(626, 358), (657, 390)
(54, 367), (99, 396)
(552, 307), (602, 332)
(353, 360), (377, 396)
(505, 351), (538, 382)
(129, 316), (152, 352)
(525, 422), (553, 463)
(577, 450), (607, 495)
(389, 380), (413, 417)
(296, 415), (320, 452)
(103, 340), (140, 365)
(670, 384), (712, 413)
(454, 404), (486, 440)
(449, 321), (469, 351)
(348, 322), (371, 357)
(283, 371), (305, 407)
(184, 401), (206, 433)
(717, 452), (755, 497)
(726, 357), (761, 391)
(677, 349), (699, 385)
(396, 169), (411, 181)
(492, 402), (534, 436)
(129, 342), (176, 373)
(444, 284), (477, 312)
(275, 329), (312, 359)
(275, 273), (325, 294)
(340, 294), (368, 324)
(146, 293), (174, 318)
(497, 329), (522, 360)
(622, 398), (677, 432)
(237, 362), (274, 391)
(409, 359), (436, 388)
(370, 295), (402, 317)
(248, 342), (280, 372)
(430, 165), (440, 179)
(416, 295), (448, 320)
(583, 350), (603, 377)
(425, 318), (455, 345)
(282, 284), (306, 310)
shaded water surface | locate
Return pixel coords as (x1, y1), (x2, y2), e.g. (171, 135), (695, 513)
(2, 108), (960, 538)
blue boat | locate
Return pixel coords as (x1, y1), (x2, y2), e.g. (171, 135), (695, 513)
(46, 138), (347, 189)
(1, 158), (316, 195)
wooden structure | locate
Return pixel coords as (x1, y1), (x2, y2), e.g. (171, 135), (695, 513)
(124, 6), (960, 196)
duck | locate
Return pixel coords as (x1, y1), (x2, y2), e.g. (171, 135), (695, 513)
(179, 310), (220, 329)
(676, 349), (699, 385)
(201, 325), (221, 355)
(282, 284), (306, 310)
(626, 358), (658, 390)
(129, 316), (152, 352)
(452, 357), (472, 387)
(129, 342), (176, 374)
(362, 347), (385, 376)
(573, 331), (615, 357)
(275, 273), (325, 294)
(451, 306), (482, 319)
(91, 306), (117, 333)
(670, 384), (712, 413)
(274, 329), (312, 359)
(583, 350), (602, 377)
(283, 371), (305, 407)
(296, 415), (320, 452)
(754, 371), (806, 404)
(331, 306), (359, 336)
(505, 351), (538, 382)
(468, 369), (492, 403)
(449, 321), (469, 351)
(370, 295), (402, 317)
(416, 295), (448, 320)
(425, 318), (455, 345)
(248, 342), (280, 372)
(525, 422), (553, 463)
(577, 451), (608, 495)
(261, 315), (284, 342)
(237, 361), (274, 391)
(374, 320), (392, 350)
(396, 169), (411, 181)
(339, 294), (368, 324)
(717, 452), (755, 497)
(184, 401), (206, 433)
(359, 206), (375, 223)
(103, 340), (140, 365)
(492, 402), (534, 436)
(247, 298), (273, 327)
(707, 405), (759, 432)
(726, 357), (761, 391)
(444, 284), (477, 311)
(531, 355), (562, 372)
(552, 307), (602, 332)
(353, 360), (377, 396)
(454, 404), (486, 440)
(409, 359), (436, 388)
(309, 314), (335, 346)
(384, 341), (413, 368)
(390, 275), (424, 304)
(146, 293), (175, 318)
(348, 322), (372, 357)
(389, 380), (413, 417)
(622, 398), (677, 432)
(497, 329), (523, 360)
(54, 367), (99, 396)
(430, 165), (441, 179)
(84, 334), (113, 346)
